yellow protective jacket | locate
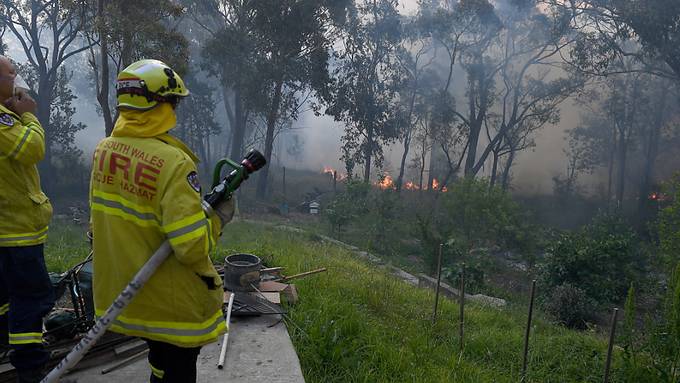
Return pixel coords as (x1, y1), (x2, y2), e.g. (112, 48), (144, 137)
(0, 103), (52, 247)
(90, 103), (225, 348)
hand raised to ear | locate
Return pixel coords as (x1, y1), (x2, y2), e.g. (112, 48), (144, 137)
(4, 92), (36, 116)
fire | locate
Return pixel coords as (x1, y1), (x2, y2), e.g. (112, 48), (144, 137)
(377, 175), (395, 190)
(322, 166), (347, 180)
(404, 181), (420, 190)
(432, 178), (440, 190)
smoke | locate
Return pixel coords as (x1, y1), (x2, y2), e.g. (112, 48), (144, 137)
(3, 0), (579, 196)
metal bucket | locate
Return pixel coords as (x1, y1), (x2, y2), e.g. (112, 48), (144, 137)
(224, 253), (262, 292)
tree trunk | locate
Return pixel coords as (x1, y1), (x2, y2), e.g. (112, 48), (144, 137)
(615, 129), (628, 209)
(120, 28), (133, 69)
(638, 84), (668, 218)
(363, 124), (374, 183)
(228, 88), (246, 160)
(256, 76), (284, 200)
(396, 82), (419, 193)
(489, 149), (499, 189)
(206, 134), (212, 168)
(97, 0), (114, 136)
(396, 133), (410, 193)
(36, 76), (53, 192)
(197, 134), (210, 176)
(418, 139), (427, 191)
(501, 149), (515, 191)
(463, 56), (486, 177)
(464, 120), (482, 177)
(427, 145), (436, 190)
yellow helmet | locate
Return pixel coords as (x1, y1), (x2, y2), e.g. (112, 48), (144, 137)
(116, 59), (189, 111)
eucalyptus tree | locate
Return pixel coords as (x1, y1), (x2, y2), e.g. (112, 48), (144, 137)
(194, 0), (350, 199)
(540, 0), (680, 81)
(481, 2), (581, 189)
(0, 0), (91, 189)
(325, 0), (404, 183)
(393, 19), (438, 193)
(83, 0), (188, 136)
(418, 0), (579, 191)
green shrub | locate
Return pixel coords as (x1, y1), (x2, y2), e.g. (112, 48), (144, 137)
(658, 174), (680, 267)
(324, 180), (371, 233)
(539, 213), (644, 308)
(440, 177), (522, 250)
(543, 283), (595, 329)
(618, 265), (680, 382)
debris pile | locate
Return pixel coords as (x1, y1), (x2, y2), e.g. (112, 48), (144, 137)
(217, 253), (326, 316)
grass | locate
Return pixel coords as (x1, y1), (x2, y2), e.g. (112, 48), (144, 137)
(217, 221), (621, 383)
(44, 218), (91, 272)
(44, 219), (626, 382)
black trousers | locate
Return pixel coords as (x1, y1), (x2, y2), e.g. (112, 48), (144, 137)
(145, 339), (202, 383)
(0, 245), (55, 371)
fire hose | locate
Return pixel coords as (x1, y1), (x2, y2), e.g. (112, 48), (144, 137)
(42, 150), (266, 383)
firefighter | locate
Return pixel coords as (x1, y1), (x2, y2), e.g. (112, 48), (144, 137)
(0, 56), (55, 382)
(90, 59), (234, 383)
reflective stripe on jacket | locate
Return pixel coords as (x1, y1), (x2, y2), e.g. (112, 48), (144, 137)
(0, 104), (52, 247)
(91, 105), (224, 348)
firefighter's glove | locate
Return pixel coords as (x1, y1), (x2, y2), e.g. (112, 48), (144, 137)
(215, 197), (235, 225)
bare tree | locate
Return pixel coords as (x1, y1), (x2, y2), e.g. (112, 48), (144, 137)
(0, 0), (92, 188)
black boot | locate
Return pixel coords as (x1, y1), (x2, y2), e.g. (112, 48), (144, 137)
(16, 369), (44, 383)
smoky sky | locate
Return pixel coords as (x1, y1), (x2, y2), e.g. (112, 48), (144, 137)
(5, 0), (575, 195)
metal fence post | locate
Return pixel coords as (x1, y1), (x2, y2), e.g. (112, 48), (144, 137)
(432, 243), (444, 324)
(603, 308), (619, 383)
(521, 280), (537, 382)
(459, 263), (465, 352)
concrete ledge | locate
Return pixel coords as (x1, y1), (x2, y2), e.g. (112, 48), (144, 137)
(68, 315), (304, 382)
(418, 274), (506, 308)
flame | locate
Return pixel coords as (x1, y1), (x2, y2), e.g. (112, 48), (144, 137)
(377, 175), (395, 190)
(322, 166), (347, 180)
(404, 181), (420, 190)
(432, 178), (440, 190)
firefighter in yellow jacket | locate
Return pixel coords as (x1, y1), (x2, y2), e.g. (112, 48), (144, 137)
(90, 59), (234, 383)
(0, 56), (55, 383)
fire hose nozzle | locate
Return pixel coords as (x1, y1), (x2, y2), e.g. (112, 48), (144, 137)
(204, 150), (267, 208)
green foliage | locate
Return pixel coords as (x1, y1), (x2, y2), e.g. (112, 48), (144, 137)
(324, 181), (371, 233)
(440, 177), (522, 250)
(444, 252), (488, 293)
(174, 71), (221, 171)
(621, 284), (636, 352)
(44, 222), (91, 273)
(543, 0), (680, 79)
(618, 284), (651, 382)
(100, 0), (188, 72)
(216, 221), (621, 382)
(646, 263), (680, 381)
(539, 213), (644, 310)
(619, 265), (680, 382)
(542, 283), (595, 329)
(46, 220), (673, 381)
(325, 0), (404, 179)
(658, 174), (680, 266)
